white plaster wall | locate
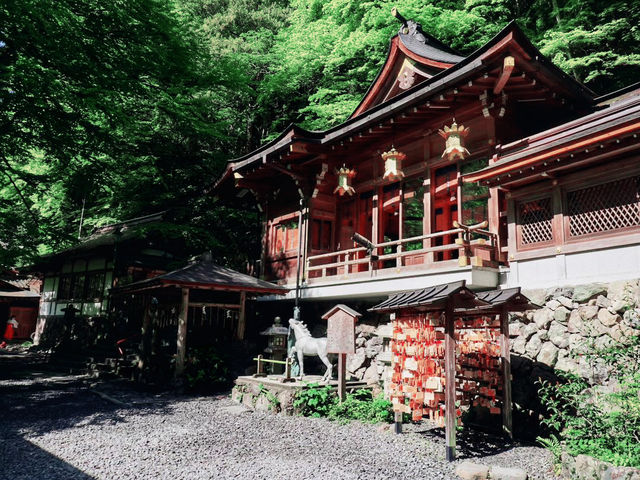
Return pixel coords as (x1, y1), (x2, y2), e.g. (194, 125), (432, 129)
(507, 243), (640, 289)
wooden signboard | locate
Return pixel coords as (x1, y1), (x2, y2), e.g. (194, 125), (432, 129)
(322, 304), (361, 401)
(326, 311), (356, 354)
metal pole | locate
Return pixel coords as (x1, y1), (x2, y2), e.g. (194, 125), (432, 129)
(294, 197), (304, 313)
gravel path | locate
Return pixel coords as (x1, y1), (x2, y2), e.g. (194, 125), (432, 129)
(0, 369), (557, 480)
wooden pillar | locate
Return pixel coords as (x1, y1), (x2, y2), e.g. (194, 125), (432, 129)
(338, 353), (347, 402)
(237, 291), (247, 340)
(456, 163), (463, 224)
(423, 176), (433, 263)
(175, 287), (189, 377)
(506, 196), (517, 263)
(499, 308), (513, 439)
(444, 300), (456, 461)
(397, 185), (404, 268)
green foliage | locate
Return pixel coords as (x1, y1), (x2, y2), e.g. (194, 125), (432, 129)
(260, 384), (281, 410)
(2, 0), (639, 270)
(294, 384), (393, 423)
(184, 346), (232, 392)
(293, 383), (336, 417)
(537, 336), (640, 468)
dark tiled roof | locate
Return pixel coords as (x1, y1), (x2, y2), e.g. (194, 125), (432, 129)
(475, 288), (540, 311)
(369, 281), (472, 312)
(369, 282), (539, 313)
(114, 260), (287, 295)
(398, 22), (464, 64)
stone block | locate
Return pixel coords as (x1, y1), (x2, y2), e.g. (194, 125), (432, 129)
(579, 305), (600, 321)
(596, 295), (612, 308)
(347, 349), (366, 373)
(242, 392), (256, 410)
(356, 324), (377, 336)
(598, 308), (621, 327)
(557, 296), (573, 309)
(549, 322), (569, 349)
(255, 393), (275, 413)
(231, 386), (243, 404)
(508, 321), (523, 338)
(556, 356), (578, 374)
(545, 299), (561, 311)
(525, 333), (542, 358)
(603, 465), (640, 480)
(522, 288), (546, 307)
(454, 461), (489, 480)
(554, 306), (570, 324)
(573, 284), (608, 303)
(363, 364), (380, 384)
(511, 336), (527, 355)
(489, 465), (528, 480)
(537, 342), (559, 368)
(568, 310), (585, 334)
(533, 309), (553, 329)
(521, 323), (538, 341)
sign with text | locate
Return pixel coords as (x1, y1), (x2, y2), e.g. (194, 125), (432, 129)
(326, 311), (356, 354)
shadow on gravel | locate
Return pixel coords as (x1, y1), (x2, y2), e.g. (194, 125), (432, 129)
(417, 427), (516, 460)
(0, 433), (97, 480)
(0, 354), (176, 479)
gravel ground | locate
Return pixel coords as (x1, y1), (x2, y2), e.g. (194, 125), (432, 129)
(0, 363), (557, 480)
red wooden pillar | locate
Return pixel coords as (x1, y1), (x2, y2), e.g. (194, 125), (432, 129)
(444, 300), (456, 461)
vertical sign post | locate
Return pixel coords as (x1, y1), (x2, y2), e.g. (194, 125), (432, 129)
(322, 304), (361, 402)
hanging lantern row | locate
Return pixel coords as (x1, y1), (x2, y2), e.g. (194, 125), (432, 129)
(332, 119), (470, 195)
(438, 120), (470, 162)
(334, 165), (357, 196)
(381, 146), (406, 181)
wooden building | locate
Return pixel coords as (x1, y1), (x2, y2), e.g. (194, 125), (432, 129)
(0, 276), (40, 341)
(30, 212), (184, 344)
(216, 18), (640, 308)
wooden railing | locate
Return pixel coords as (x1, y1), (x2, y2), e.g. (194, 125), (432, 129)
(306, 223), (498, 281)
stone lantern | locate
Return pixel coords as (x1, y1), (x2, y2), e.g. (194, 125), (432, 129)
(334, 165), (356, 196)
(260, 316), (289, 373)
(381, 146), (406, 181)
(438, 120), (470, 162)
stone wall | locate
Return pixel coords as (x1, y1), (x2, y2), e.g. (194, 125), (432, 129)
(560, 452), (640, 480)
(345, 322), (389, 391)
(511, 280), (640, 379)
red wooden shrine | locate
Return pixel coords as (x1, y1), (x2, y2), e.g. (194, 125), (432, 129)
(370, 281), (538, 461)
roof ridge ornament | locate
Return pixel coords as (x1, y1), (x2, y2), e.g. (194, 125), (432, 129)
(392, 7), (426, 42)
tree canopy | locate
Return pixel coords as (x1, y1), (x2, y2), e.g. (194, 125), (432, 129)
(1, 0), (638, 270)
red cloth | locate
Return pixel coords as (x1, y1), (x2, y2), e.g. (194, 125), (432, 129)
(3, 323), (15, 340)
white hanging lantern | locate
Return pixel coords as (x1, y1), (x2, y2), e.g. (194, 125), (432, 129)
(334, 165), (356, 196)
(438, 120), (470, 162)
(381, 146), (406, 181)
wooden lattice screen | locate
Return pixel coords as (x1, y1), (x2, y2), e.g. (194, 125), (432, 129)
(517, 197), (553, 245)
(567, 177), (640, 237)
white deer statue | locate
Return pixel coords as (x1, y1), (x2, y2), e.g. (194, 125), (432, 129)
(288, 318), (333, 383)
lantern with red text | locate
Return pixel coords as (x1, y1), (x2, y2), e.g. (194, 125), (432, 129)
(438, 121), (470, 161)
(334, 166), (356, 196)
(381, 146), (406, 181)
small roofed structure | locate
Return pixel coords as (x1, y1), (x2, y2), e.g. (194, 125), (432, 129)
(369, 281), (538, 461)
(111, 256), (288, 378)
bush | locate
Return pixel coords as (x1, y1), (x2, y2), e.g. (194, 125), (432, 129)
(537, 336), (640, 467)
(294, 383), (392, 423)
(184, 346), (232, 393)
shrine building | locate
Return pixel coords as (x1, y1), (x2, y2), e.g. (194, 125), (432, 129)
(215, 18), (640, 312)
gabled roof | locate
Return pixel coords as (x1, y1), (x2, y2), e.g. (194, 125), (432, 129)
(112, 259), (287, 295)
(350, 14), (465, 117)
(321, 304), (362, 320)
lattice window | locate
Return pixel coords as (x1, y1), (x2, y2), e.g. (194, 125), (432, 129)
(518, 197), (553, 245)
(567, 177), (640, 237)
